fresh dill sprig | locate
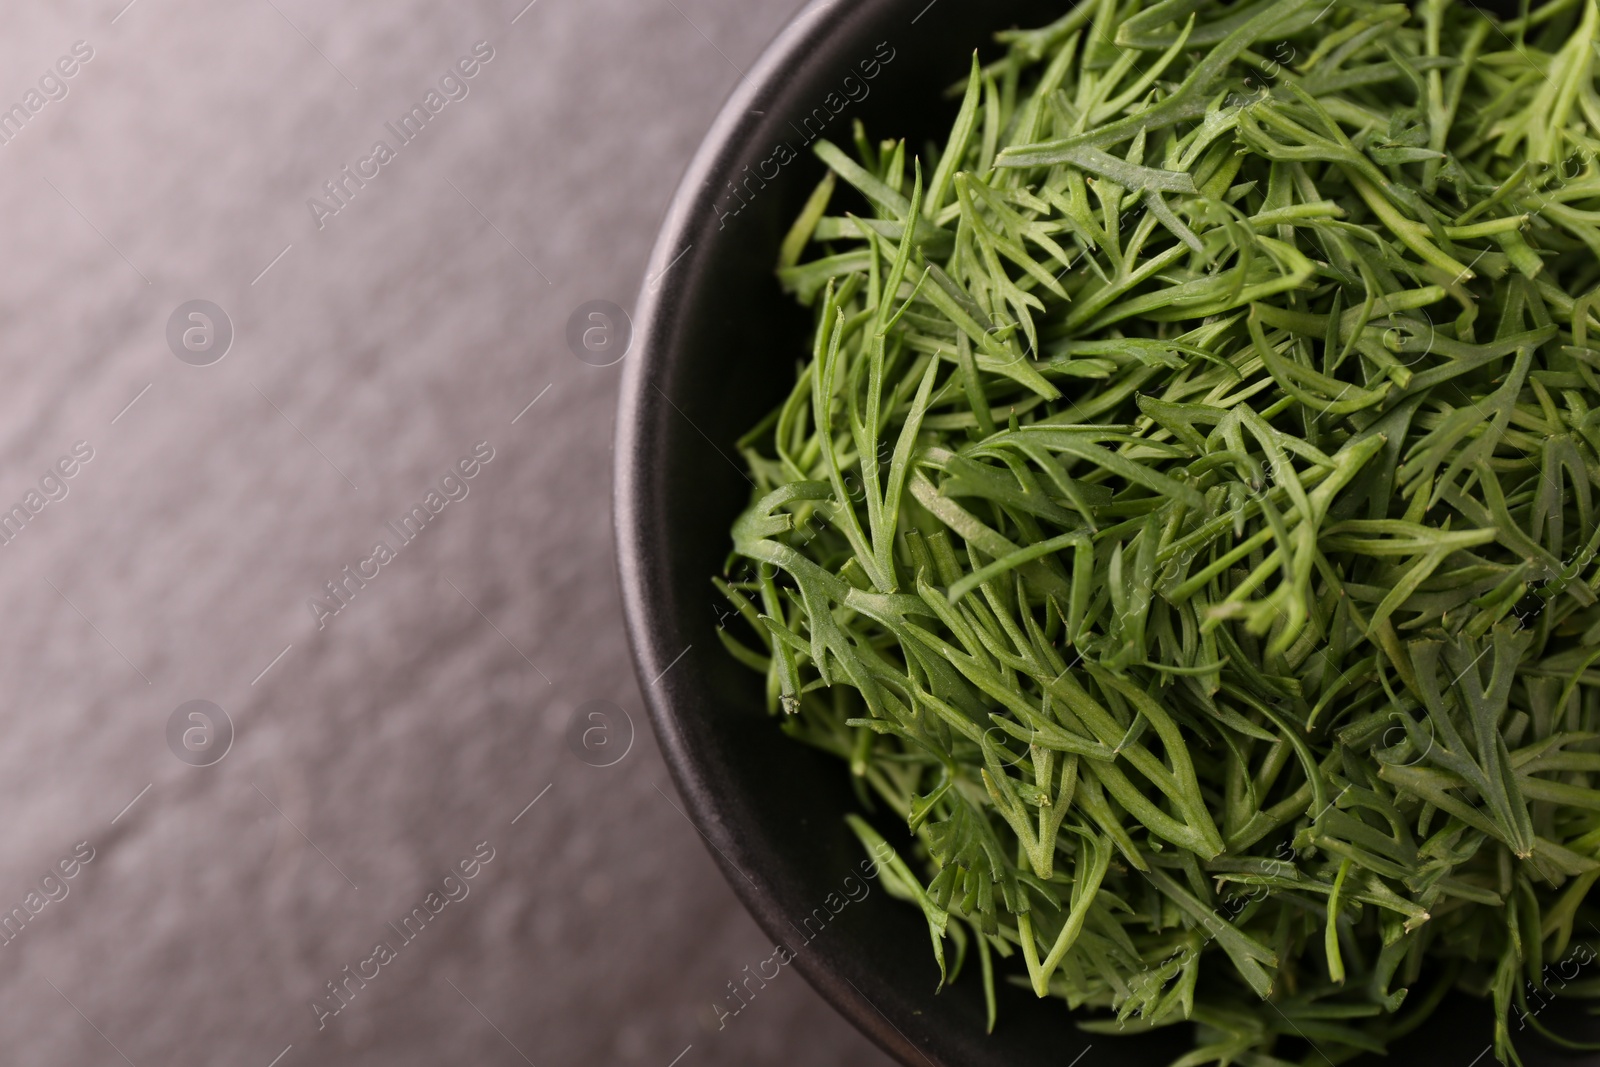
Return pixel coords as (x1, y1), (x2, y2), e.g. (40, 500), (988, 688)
(718, 1), (1600, 1063)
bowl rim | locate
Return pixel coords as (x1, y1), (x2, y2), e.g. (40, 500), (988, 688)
(613, 1), (936, 1062)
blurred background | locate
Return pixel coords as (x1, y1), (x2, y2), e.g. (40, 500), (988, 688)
(0, 0), (897, 1063)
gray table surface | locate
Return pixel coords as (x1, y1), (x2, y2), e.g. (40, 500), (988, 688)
(0, 1), (898, 1063)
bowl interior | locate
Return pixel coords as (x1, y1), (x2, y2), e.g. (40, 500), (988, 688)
(615, 1), (1594, 1064)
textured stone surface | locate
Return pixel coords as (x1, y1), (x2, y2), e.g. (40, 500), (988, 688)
(0, 1), (896, 1063)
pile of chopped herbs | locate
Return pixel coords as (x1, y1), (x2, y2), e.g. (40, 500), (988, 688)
(714, 0), (1600, 1062)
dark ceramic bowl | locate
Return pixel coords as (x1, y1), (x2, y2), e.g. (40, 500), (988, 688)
(615, 1), (1590, 1064)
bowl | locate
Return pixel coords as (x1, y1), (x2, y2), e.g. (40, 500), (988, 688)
(614, 1), (1592, 1063)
